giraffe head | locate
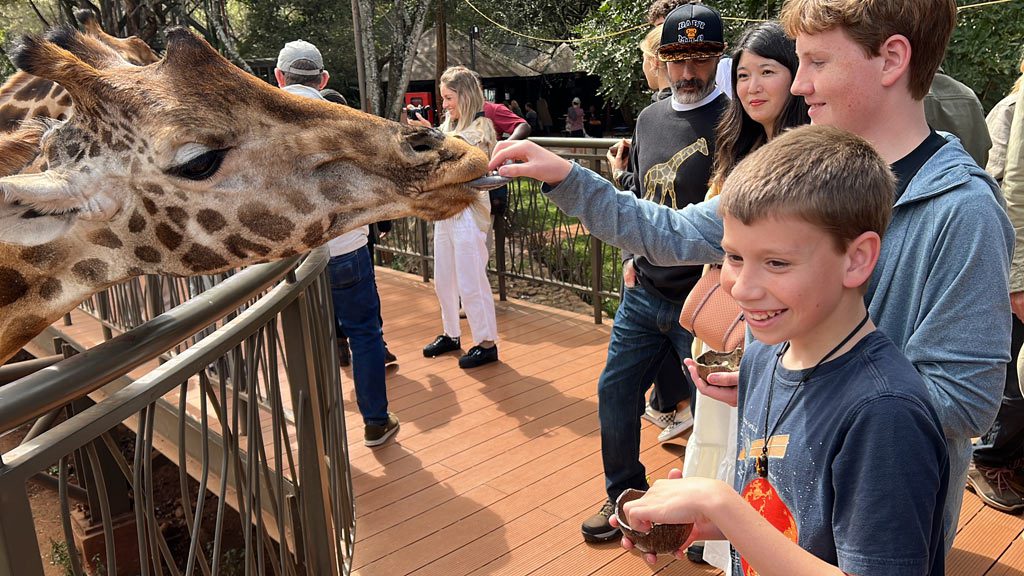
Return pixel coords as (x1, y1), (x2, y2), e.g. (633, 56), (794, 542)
(0, 27), (489, 363)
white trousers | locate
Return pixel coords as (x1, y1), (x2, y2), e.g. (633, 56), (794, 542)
(434, 209), (498, 345)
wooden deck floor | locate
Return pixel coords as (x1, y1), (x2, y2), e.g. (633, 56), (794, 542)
(348, 268), (1024, 576)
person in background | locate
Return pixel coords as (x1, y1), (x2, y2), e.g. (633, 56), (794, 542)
(536, 94), (554, 135)
(320, 88), (348, 106)
(576, 1), (731, 545)
(509, 99), (524, 118)
(410, 66), (500, 369)
(924, 70), (991, 167)
(587, 105), (605, 138)
(566, 97), (586, 137)
(275, 40), (398, 447)
(968, 58), (1024, 513)
(524, 102), (540, 134)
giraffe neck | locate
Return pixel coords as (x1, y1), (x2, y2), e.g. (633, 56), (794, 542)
(0, 241), (131, 365)
(669, 137), (709, 170)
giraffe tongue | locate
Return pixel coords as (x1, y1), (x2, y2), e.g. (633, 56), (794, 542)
(466, 174), (511, 191)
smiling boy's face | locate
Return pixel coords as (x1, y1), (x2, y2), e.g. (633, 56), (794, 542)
(720, 213), (851, 351)
(791, 28), (885, 135)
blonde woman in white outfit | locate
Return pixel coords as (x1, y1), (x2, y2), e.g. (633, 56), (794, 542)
(412, 66), (500, 368)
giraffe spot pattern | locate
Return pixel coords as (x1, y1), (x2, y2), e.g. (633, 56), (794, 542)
(238, 204), (295, 242)
(302, 221), (324, 248)
(127, 267), (144, 277)
(31, 106), (51, 118)
(72, 259), (109, 285)
(8, 315), (47, 351)
(0, 106), (27, 131)
(197, 209), (226, 233)
(224, 234), (271, 259)
(142, 197), (158, 215)
(279, 249), (299, 258)
(156, 223), (183, 251)
(134, 246), (162, 263)
(166, 206), (188, 228)
(143, 183), (164, 196)
(0, 267), (29, 307)
(88, 229), (123, 249)
(174, 191), (188, 201)
(14, 78), (52, 101)
(88, 141), (101, 158)
(39, 277), (62, 301)
(56, 94), (72, 107)
(182, 244), (229, 272)
(20, 244), (66, 269)
(128, 210), (146, 233)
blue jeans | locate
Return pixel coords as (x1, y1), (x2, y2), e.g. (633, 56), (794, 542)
(599, 284), (693, 502)
(327, 246), (388, 426)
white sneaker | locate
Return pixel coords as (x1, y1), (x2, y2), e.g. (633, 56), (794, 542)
(642, 405), (675, 429)
(658, 412), (694, 443)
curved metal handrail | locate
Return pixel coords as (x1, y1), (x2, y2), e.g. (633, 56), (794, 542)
(0, 255), (300, 433)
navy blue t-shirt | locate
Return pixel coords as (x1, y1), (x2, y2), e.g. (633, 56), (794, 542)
(732, 331), (948, 576)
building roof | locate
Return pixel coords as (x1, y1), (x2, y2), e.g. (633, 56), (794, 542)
(404, 29), (575, 81)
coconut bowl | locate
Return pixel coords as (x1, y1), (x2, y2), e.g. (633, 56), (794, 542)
(693, 347), (743, 381)
(614, 488), (692, 555)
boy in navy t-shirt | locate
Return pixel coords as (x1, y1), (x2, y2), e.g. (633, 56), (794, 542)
(612, 125), (948, 575)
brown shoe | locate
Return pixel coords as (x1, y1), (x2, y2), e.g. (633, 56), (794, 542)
(967, 463), (1024, 513)
(364, 413), (400, 447)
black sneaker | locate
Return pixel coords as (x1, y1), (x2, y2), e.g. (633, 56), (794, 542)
(459, 345), (498, 368)
(581, 499), (619, 543)
(686, 543), (708, 564)
(967, 462), (1024, 512)
(337, 345), (351, 367)
(384, 347), (397, 364)
(364, 413), (400, 447)
(423, 334), (460, 357)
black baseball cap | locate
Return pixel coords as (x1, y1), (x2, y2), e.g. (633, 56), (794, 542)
(657, 3), (726, 62)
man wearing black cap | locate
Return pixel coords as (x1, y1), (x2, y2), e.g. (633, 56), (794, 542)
(275, 40), (400, 448)
(579, 0), (729, 544)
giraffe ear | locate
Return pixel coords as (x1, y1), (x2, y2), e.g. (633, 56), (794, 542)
(10, 32), (110, 115)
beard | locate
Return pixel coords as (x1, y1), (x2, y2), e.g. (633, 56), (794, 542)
(671, 76), (716, 104)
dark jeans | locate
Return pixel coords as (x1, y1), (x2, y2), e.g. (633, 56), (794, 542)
(599, 284), (694, 502)
(648, 349), (693, 414)
(974, 314), (1024, 467)
(327, 246), (388, 426)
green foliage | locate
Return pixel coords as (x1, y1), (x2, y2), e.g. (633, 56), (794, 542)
(49, 539), (74, 576)
(946, 4), (1024, 110)
(572, 0), (650, 115)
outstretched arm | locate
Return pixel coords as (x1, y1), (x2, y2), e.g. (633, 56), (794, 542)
(490, 141), (725, 267)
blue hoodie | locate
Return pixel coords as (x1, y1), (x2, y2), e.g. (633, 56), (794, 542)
(545, 134), (1013, 549)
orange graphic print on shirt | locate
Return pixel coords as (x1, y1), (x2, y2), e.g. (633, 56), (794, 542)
(739, 477), (798, 576)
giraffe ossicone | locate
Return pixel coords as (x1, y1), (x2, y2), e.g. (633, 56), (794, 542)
(0, 25), (490, 364)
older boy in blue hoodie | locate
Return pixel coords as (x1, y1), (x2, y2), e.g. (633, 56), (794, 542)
(489, 0), (1012, 553)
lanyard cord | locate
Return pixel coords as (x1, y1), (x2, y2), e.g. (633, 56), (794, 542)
(757, 311), (871, 477)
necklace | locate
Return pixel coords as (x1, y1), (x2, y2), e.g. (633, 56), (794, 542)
(756, 311), (871, 478)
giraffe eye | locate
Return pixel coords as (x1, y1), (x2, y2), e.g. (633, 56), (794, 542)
(168, 148), (229, 181)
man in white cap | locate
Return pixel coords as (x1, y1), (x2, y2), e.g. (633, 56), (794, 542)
(576, 0), (729, 544)
(275, 40), (400, 448)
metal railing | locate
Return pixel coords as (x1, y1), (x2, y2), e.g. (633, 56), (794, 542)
(376, 137), (625, 323)
(0, 248), (355, 575)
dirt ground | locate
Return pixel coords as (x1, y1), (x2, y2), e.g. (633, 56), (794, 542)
(1, 421), (244, 575)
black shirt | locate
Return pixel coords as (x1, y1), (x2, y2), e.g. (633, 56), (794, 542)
(630, 93), (728, 303)
(891, 130), (946, 201)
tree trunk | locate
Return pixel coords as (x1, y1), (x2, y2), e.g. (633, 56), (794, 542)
(383, 0), (432, 121)
(355, 0), (381, 116)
